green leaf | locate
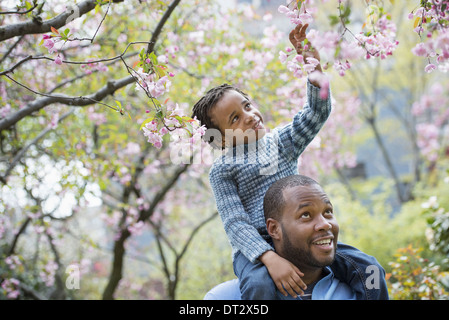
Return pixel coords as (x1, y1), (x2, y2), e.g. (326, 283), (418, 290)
(139, 48), (146, 59)
(184, 122), (193, 136)
(328, 15), (340, 26)
(155, 66), (166, 78)
(149, 52), (158, 65)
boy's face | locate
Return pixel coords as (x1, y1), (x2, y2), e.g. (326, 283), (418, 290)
(209, 90), (266, 147)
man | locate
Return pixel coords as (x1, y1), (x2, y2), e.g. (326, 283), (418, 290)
(204, 175), (389, 300)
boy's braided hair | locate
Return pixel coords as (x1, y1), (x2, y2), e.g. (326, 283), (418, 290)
(191, 84), (249, 147)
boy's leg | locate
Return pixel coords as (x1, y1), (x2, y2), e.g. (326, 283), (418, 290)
(233, 251), (277, 300)
(330, 242), (389, 300)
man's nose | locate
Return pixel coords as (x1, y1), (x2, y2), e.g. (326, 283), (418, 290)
(315, 215), (332, 231)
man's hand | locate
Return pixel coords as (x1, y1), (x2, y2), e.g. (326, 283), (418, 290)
(289, 23), (322, 73)
(259, 251), (306, 298)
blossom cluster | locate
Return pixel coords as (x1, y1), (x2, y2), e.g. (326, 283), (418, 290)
(278, 4), (313, 25)
(134, 68), (173, 99)
(40, 29), (108, 73)
(40, 26), (69, 66)
(141, 103), (206, 150)
(410, 2), (449, 73)
(412, 83), (449, 162)
(1, 278), (20, 299)
(354, 15), (399, 60)
(41, 34), (63, 65)
(135, 52), (206, 149)
(277, 2), (399, 79)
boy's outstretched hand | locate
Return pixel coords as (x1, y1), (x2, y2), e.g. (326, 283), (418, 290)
(289, 23), (322, 73)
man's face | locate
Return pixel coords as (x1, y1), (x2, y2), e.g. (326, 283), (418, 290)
(277, 184), (339, 271)
(209, 90), (266, 147)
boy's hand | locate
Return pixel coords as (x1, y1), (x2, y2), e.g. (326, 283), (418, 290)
(259, 251), (306, 298)
(289, 23), (322, 73)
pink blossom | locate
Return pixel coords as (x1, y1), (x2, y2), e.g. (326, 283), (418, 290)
(425, 63), (437, 73)
(0, 104), (11, 118)
(159, 126), (169, 135)
(1, 278), (20, 299)
(145, 120), (158, 132)
(263, 13), (273, 22)
(54, 55), (63, 65)
(416, 123), (440, 162)
(43, 39), (55, 52)
(294, 55), (304, 64)
(278, 5), (290, 14)
(279, 51), (288, 63)
(303, 63), (317, 73)
(143, 130), (163, 149)
(299, 13), (313, 24)
(157, 55), (168, 64)
(87, 107), (107, 125)
(48, 112), (59, 129)
(306, 57), (320, 66)
(125, 142), (141, 155)
(412, 43), (429, 57)
(128, 220), (145, 236)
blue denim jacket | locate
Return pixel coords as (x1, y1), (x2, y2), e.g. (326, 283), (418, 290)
(204, 266), (356, 300)
(331, 242), (389, 300)
(204, 242), (389, 300)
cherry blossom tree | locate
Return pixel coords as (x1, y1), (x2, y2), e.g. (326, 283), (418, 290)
(1, 0), (449, 300)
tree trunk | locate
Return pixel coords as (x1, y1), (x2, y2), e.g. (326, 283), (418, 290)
(102, 228), (130, 300)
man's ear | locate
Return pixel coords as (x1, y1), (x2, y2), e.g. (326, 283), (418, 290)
(266, 218), (282, 241)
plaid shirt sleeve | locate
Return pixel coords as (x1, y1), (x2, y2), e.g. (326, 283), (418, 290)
(209, 164), (274, 263)
(276, 80), (332, 161)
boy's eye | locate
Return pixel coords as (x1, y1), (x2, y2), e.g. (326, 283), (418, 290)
(301, 212), (311, 219)
(245, 103), (251, 109)
(232, 116), (239, 123)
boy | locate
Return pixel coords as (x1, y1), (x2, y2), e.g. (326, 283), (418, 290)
(192, 24), (386, 300)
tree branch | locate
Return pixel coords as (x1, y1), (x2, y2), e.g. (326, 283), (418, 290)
(0, 75), (135, 131)
(147, 0), (182, 54)
(0, 0), (124, 42)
